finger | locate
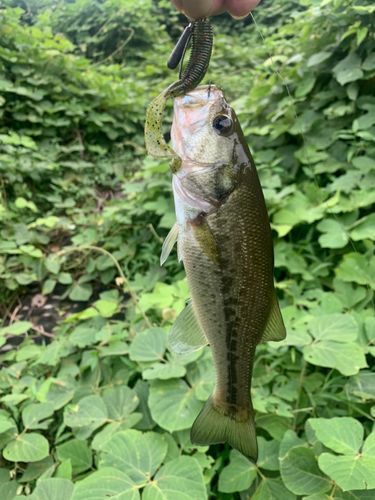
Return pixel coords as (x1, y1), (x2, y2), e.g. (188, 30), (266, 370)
(226, 0), (261, 19)
(171, 0), (184, 13)
(177, 0), (215, 19)
(211, 0), (226, 15)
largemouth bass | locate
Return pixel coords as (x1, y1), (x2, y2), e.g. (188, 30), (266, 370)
(162, 85), (286, 462)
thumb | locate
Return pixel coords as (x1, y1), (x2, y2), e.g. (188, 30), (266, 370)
(172, 0), (215, 19)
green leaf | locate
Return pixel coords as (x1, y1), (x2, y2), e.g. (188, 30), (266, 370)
(71, 468), (139, 500)
(20, 457), (54, 483)
(333, 54), (363, 85)
(99, 430), (167, 486)
(0, 414), (15, 434)
(56, 439), (92, 475)
(280, 446), (331, 495)
(318, 432), (375, 491)
(365, 317), (375, 343)
(129, 328), (167, 362)
(94, 300), (118, 318)
(363, 53), (375, 71)
(317, 220), (349, 248)
(352, 156), (375, 169)
(3, 433), (49, 462)
(91, 416), (142, 451)
(142, 456), (206, 500)
(186, 354), (215, 402)
(295, 75), (316, 98)
(350, 214), (375, 241)
(15, 197), (38, 212)
(333, 279), (367, 309)
(307, 51), (331, 67)
(0, 481), (19, 500)
(22, 403), (54, 430)
(336, 254), (375, 289)
(308, 314), (358, 342)
(64, 395), (108, 439)
(346, 371), (375, 401)
(257, 437), (280, 471)
(42, 279), (56, 295)
(253, 478), (296, 500)
(54, 460), (72, 480)
(256, 414), (292, 440)
(218, 449), (257, 493)
(303, 495), (331, 500)
(18, 478), (74, 500)
(142, 360), (186, 380)
(303, 341), (367, 376)
(44, 258), (60, 275)
(102, 386), (139, 420)
(133, 380), (155, 431)
(148, 379), (203, 432)
(308, 418), (363, 455)
(69, 284), (93, 301)
(279, 430), (307, 459)
(41, 377), (76, 410)
(0, 322), (32, 336)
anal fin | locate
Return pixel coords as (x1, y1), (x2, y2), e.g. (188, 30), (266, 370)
(160, 222), (178, 266)
(168, 298), (208, 355)
(261, 294), (286, 343)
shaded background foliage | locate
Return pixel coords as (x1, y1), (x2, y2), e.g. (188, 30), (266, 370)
(0, 0), (374, 498)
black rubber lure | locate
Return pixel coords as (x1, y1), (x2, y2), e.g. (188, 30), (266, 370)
(145, 19), (213, 173)
(167, 23), (193, 71)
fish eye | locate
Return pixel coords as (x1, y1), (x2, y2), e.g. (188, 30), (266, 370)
(212, 115), (233, 136)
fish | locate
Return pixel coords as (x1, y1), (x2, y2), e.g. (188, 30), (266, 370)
(161, 84), (286, 462)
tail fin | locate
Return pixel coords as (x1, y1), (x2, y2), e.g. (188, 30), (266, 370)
(190, 395), (258, 463)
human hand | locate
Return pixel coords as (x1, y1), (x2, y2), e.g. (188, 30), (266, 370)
(171, 0), (261, 20)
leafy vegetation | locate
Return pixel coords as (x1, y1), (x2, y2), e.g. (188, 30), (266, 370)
(0, 0), (374, 498)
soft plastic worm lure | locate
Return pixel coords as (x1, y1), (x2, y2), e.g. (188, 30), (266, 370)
(144, 19), (213, 174)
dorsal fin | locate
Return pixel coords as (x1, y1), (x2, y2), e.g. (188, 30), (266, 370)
(160, 222), (179, 266)
(168, 298), (208, 355)
(261, 294), (286, 343)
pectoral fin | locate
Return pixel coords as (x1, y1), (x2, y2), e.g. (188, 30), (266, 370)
(160, 222), (179, 266)
(261, 294), (287, 343)
(168, 298), (208, 355)
(190, 214), (220, 266)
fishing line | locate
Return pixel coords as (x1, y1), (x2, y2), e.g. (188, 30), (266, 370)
(250, 11), (375, 311)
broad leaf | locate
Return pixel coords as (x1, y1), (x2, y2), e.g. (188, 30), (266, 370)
(102, 386), (139, 420)
(129, 328), (167, 362)
(64, 395), (108, 439)
(218, 449), (257, 493)
(148, 379), (203, 432)
(308, 418), (363, 455)
(253, 478), (296, 500)
(3, 433), (49, 462)
(318, 432), (375, 491)
(303, 341), (367, 376)
(308, 314), (358, 342)
(280, 446), (331, 495)
(142, 456), (206, 500)
(56, 439), (92, 475)
(22, 403), (54, 430)
(99, 429), (167, 486)
(71, 468), (139, 500)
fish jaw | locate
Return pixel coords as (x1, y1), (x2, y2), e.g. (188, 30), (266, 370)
(171, 85), (234, 167)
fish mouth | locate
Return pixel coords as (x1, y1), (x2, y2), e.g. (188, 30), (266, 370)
(171, 85), (234, 166)
(176, 85), (226, 107)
